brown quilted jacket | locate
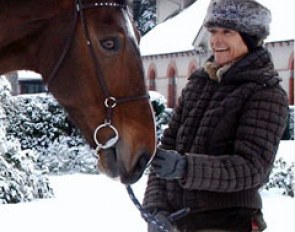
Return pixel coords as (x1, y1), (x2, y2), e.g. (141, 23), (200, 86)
(143, 48), (289, 215)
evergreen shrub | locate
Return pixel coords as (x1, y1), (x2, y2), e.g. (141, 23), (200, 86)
(0, 77), (53, 204)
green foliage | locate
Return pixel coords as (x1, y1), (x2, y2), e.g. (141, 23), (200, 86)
(282, 106), (294, 140)
(133, 0), (156, 35)
(0, 77), (53, 204)
(3, 93), (97, 174)
(264, 158), (295, 197)
(0, 136), (53, 204)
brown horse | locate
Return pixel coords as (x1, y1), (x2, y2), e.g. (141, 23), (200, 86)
(0, 0), (156, 184)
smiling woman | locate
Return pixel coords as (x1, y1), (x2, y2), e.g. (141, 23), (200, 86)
(143, 0), (289, 231)
(0, 0), (156, 185)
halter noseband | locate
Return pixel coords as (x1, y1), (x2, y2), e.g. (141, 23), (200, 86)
(46, 0), (149, 154)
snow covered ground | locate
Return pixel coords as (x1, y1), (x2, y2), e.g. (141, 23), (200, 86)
(0, 141), (294, 232)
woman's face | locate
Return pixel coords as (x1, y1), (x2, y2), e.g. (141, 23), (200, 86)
(208, 27), (249, 66)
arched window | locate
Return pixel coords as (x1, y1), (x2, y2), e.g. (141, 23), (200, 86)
(148, 68), (156, 91)
(167, 66), (177, 108)
(188, 60), (198, 77)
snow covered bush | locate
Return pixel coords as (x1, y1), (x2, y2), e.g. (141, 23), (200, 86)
(288, 106), (294, 140)
(5, 91), (82, 150)
(149, 91), (172, 143)
(38, 135), (97, 174)
(5, 94), (97, 174)
(282, 106), (294, 140)
(133, 0), (156, 35)
(0, 76), (97, 174)
(0, 77), (53, 204)
(0, 135), (53, 204)
(264, 158), (295, 197)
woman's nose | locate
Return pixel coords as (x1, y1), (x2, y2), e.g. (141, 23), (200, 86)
(211, 33), (222, 43)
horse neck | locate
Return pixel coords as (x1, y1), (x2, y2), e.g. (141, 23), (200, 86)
(0, 1), (71, 76)
(0, 24), (43, 75)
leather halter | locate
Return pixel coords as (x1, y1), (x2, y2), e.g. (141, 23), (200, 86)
(46, 0), (149, 154)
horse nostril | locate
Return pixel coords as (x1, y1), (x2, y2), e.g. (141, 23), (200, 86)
(137, 153), (150, 172)
(120, 152), (152, 184)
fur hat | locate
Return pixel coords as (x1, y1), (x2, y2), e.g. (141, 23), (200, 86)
(203, 0), (272, 41)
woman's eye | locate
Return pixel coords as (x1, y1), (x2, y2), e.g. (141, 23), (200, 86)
(223, 29), (234, 36)
(100, 37), (119, 51)
(208, 28), (216, 35)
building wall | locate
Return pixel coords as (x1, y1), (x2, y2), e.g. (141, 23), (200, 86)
(143, 50), (198, 107)
(156, 0), (195, 23)
(5, 71), (45, 95)
(265, 41), (294, 104)
(142, 40), (294, 106)
(157, 0), (180, 23)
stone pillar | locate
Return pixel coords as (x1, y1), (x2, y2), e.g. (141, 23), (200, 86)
(4, 71), (19, 95)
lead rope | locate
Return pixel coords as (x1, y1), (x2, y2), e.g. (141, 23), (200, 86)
(126, 185), (191, 232)
(126, 185), (170, 232)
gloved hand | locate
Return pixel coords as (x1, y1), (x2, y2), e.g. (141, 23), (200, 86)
(147, 208), (191, 232)
(148, 211), (173, 232)
(152, 148), (187, 179)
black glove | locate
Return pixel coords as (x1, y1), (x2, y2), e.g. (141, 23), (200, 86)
(152, 148), (187, 179)
(148, 211), (173, 232)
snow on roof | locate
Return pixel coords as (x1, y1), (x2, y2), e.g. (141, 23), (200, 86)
(140, 0), (208, 56)
(18, 70), (42, 81)
(140, 0), (294, 56)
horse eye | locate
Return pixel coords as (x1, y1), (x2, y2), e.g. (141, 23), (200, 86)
(100, 37), (119, 51)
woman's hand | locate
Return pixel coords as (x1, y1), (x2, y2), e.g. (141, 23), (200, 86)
(148, 211), (173, 232)
(151, 148), (187, 180)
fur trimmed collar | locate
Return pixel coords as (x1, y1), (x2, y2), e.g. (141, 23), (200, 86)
(204, 62), (232, 82)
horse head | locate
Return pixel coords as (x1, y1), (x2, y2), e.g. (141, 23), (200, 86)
(0, 0), (156, 184)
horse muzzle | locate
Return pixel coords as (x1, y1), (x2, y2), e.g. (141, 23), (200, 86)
(95, 144), (151, 184)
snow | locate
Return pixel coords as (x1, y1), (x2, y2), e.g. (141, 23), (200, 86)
(140, 0), (208, 55)
(0, 141), (294, 232)
(140, 0), (295, 56)
(0, 174), (147, 232)
(149, 90), (167, 104)
(17, 70), (42, 81)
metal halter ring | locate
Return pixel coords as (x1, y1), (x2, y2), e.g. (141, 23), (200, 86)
(93, 122), (119, 152)
(104, 97), (117, 108)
